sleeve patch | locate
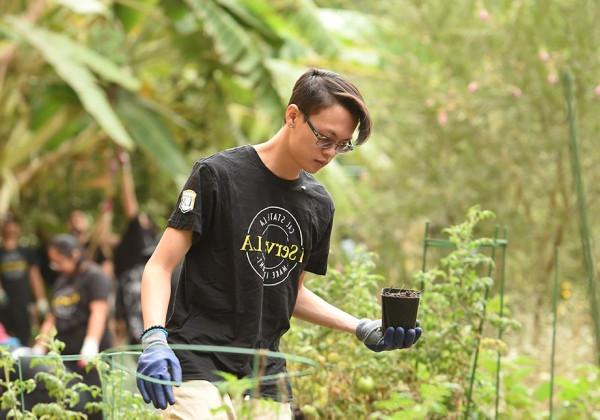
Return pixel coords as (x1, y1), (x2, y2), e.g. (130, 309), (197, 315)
(179, 189), (197, 213)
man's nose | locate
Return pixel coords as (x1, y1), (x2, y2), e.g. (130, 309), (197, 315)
(321, 145), (337, 159)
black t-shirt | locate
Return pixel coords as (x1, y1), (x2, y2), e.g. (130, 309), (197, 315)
(0, 246), (37, 305)
(113, 215), (156, 279)
(51, 262), (114, 355)
(166, 145), (334, 400)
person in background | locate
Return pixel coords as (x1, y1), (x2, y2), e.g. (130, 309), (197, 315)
(34, 233), (113, 398)
(68, 208), (114, 277)
(0, 214), (48, 346)
(112, 149), (157, 280)
(111, 148), (165, 345)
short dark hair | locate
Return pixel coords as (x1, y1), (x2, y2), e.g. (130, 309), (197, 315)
(287, 68), (371, 145)
(2, 213), (21, 226)
(49, 234), (81, 257)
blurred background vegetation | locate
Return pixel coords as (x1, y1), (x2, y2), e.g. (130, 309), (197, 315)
(1, 0), (599, 417)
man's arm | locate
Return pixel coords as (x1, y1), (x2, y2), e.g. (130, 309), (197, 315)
(293, 271), (422, 352)
(117, 149), (139, 220)
(28, 265), (48, 314)
(79, 299), (110, 365)
(34, 312), (55, 352)
(137, 227), (188, 409)
(141, 227), (192, 328)
(293, 271), (359, 333)
(86, 300), (110, 342)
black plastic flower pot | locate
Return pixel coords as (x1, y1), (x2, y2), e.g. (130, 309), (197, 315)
(381, 288), (421, 330)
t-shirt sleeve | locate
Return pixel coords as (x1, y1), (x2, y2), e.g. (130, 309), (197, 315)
(23, 247), (39, 267)
(167, 161), (218, 240)
(87, 269), (112, 302)
(303, 205), (335, 276)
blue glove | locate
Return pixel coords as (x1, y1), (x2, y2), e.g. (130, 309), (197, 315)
(136, 330), (182, 409)
(356, 319), (422, 352)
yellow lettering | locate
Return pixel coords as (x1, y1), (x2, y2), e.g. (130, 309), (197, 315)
(280, 246), (290, 259)
(240, 235), (254, 251)
(266, 241), (277, 254)
(299, 249), (304, 263)
(288, 245), (298, 260)
(275, 244), (284, 257)
(256, 236), (263, 252)
(53, 293), (80, 307)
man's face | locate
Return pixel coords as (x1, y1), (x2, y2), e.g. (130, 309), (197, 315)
(48, 247), (79, 274)
(1, 221), (21, 241)
(289, 104), (358, 174)
(68, 210), (88, 235)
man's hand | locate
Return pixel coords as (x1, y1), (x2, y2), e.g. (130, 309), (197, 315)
(36, 299), (49, 318)
(136, 330), (182, 410)
(78, 336), (99, 368)
(356, 319), (422, 352)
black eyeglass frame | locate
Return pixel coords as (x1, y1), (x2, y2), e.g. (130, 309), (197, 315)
(302, 113), (355, 154)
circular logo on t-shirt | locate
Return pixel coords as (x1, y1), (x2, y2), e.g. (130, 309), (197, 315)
(240, 206), (304, 286)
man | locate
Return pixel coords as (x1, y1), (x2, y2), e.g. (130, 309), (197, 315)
(68, 208), (113, 277)
(0, 214), (48, 346)
(137, 68), (422, 418)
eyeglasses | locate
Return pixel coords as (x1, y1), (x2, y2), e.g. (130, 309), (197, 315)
(303, 115), (355, 154)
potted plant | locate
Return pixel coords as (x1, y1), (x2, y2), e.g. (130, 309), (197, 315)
(381, 288), (421, 329)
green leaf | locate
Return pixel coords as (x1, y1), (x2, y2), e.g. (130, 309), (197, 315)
(6, 17), (135, 149)
(116, 93), (188, 185)
(215, 0), (283, 47)
(185, 0), (283, 121)
(114, 0), (159, 33)
(534, 381), (551, 401)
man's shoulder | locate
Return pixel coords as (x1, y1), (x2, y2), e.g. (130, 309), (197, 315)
(82, 262), (111, 283)
(300, 172), (334, 210)
(196, 145), (249, 166)
(192, 146), (251, 177)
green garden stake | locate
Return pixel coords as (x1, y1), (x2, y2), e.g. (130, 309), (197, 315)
(17, 355), (25, 414)
(419, 221), (430, 292)
(550, 248), (559, 420)
(465, 226), (500, 419)
(494, 227), (508, 420)
(562, 70), (600, 365)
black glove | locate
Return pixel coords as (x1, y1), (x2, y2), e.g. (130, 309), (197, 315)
(356, 319), (422, 352)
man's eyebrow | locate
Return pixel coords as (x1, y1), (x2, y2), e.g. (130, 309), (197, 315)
(324, 129), (352, 143)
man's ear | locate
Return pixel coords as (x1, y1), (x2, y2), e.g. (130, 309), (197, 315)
(285, 104), (301, 126)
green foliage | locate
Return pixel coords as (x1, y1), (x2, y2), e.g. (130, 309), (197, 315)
(96, 361), (160, 420)
(411, 207), (502, 380)
(286, 207), (519, 417)
(1, 330), (158, 419)
(5, 17), (136, 149)
(0, 347), (36, 419)
(28, 330), (97, 418)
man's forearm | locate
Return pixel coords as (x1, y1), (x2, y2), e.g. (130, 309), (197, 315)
(86, 300), (109, 342)
(141, 262), (173, 329)
(293, 285), (359, 333)
(29, 266), (46, 301)
(36, 314), (55, 345)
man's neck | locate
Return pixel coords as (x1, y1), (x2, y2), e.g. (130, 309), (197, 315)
(253, 127), (302, 180)
(1, 238), (18, 251)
